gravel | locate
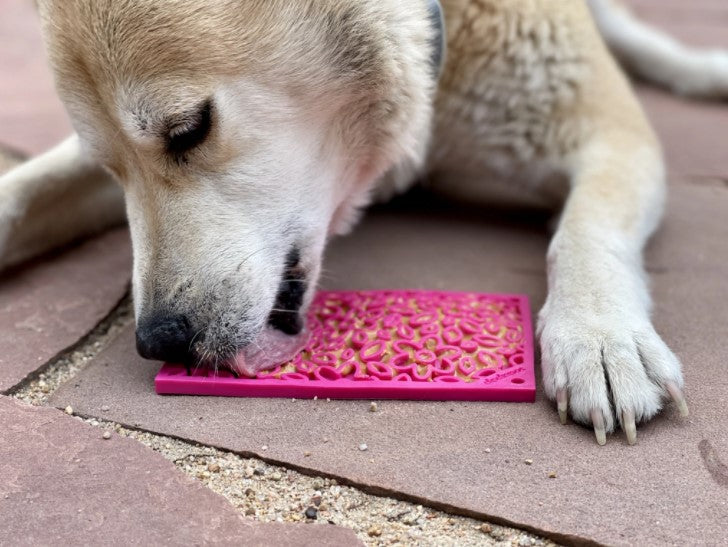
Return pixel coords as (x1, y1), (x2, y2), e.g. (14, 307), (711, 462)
(67, 418), (555, 546)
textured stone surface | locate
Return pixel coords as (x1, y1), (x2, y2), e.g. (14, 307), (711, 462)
(0, 227), (132, 392)
(638, 87), (728, 179)
(0, 396), (361, 546)
(0, 0), (72, 155)
(50, 181), (728, 546)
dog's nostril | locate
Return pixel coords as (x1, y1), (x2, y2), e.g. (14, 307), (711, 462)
(136, 313), (196, 363)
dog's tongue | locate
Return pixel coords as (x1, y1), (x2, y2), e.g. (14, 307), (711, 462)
(232, 327), (310, 377)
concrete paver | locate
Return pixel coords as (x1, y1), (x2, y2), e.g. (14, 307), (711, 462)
(0, 396), (361, 546)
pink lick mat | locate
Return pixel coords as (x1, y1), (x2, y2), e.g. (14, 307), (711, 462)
(155, 290), (536, 402)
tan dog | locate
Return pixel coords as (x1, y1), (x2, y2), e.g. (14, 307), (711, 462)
(2, 0), (726, 444)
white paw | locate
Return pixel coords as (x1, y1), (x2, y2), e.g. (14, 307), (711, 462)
(537, 300), (687, 445)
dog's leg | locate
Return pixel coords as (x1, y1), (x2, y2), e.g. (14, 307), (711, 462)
(537, 126), (687, 445)
(588, 0), (728, 99)
(0, 135), (125, 270)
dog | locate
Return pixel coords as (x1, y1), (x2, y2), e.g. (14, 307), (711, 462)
(2, 0), (726, 444)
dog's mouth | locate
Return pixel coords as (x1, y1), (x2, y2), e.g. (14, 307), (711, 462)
(228, 247), (310, 377)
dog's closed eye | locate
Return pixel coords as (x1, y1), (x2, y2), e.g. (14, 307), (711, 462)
(166, 99), (213, 158)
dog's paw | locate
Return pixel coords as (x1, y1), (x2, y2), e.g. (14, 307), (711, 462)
(537, 301), (687, 445)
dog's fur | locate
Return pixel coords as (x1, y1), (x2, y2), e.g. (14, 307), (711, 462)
(3, 0), (726, 443)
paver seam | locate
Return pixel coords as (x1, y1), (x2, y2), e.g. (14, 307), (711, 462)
(57, 411), (559, 547)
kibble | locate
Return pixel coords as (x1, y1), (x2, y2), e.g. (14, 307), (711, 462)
(64, 406), (73, 415)
(270, 472), (282, 481)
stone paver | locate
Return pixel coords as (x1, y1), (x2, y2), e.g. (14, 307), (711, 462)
(50, 180), (728, 546)
(0, 396), (361, 546)
(0, 226), (132, 392)
(638, 87), (728, 179)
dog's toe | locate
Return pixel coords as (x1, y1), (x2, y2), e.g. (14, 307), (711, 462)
(539, 308), (686, 445)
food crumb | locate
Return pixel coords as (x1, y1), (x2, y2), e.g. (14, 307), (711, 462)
(369, 401), (378, 412)
(102, 431), (112, 440)
(64, 406), (73, 415)
(359, 443), (368, 452)
(548, 471), (557, 479)
(304, 451), (312, 457)
(261, 445), (268, 451)
(208, 463), (221, 473)
(313, 396), (318, 401)
(101, 405), (110, 412)
(524, 459), (533, 465)
(479, 523), (492, 534)
(485, 448), (492, 453)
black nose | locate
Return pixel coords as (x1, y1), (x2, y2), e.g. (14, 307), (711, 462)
(136, 314), (195, 363)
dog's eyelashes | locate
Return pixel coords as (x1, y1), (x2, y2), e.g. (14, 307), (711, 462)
(166, 99), (213, 158)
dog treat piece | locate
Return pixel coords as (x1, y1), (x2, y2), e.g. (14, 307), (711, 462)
(155, 290), (535, 402)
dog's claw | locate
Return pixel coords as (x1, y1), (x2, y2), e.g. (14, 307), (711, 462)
(591, 409), (607, 446)
(666, 382), (689, 417)
(622, 409), (637, 445)
(556, 389), (568, 425)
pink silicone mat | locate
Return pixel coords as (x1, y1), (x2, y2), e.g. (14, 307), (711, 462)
(155, 290), (536, 402)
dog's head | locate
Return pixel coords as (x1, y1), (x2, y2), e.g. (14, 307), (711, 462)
(38, 0), (437, 373)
